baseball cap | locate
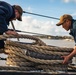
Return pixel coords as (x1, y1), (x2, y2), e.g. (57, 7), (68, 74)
(56, 14), (73, 26)
(13, 5), (24, 21)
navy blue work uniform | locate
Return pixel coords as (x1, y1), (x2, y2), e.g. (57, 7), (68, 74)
(0, 1), (15, 48)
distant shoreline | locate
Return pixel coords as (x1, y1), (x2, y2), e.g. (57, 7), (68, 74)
(34, 35), (74, 41)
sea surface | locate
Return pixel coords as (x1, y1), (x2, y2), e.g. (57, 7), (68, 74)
(0, 38), (76, 66)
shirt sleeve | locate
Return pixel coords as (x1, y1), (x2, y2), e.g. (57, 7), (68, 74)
(0, 10), (8, 34)
(0, 16), (8, 34)
(71, 29), (76, 46)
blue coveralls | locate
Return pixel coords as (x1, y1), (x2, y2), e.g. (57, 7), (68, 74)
(0, 1), (15, 48)
(70, 19), (76, 45)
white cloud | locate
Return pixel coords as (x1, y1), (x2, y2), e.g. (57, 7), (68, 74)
(1, 0), (9, 1)
(62, 0), (76, 3)
(27, 6), (32, 12)
(71, 13), (76, 16)
(9, 16), (69, 36)
(63, 0), (70, 3)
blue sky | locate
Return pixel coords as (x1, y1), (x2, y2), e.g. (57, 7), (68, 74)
(1, 0), (76, 36)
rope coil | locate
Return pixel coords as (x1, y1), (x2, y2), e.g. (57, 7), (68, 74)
(0, 34), (75, 72)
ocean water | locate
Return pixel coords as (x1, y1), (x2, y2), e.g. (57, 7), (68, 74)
(41, 38), (75, 48)
(0, 38), (75, 66)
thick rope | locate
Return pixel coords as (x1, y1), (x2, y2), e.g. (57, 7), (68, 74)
(68, 64), (76, 71)
(6, 41), (72, 56)
(6, 40), (73, 52)
(0, 66), (36, 71)
(0, 34), (74, 72)
(35, 65), (68, 71)
(0, 34), (46, 46)
(0, 48), (5, 53)
(5, 45), (70, 65)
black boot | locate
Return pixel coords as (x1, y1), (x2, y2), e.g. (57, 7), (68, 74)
(0, 40), (4, 49)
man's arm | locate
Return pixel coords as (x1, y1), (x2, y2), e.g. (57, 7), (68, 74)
(62, 46), (76, 64)
(0, 17), (8, 34)
(5, 30), (19, 36)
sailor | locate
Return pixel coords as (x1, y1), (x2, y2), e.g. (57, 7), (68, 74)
(56, 14), (76, 64)
(0, 1), (24, 49)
